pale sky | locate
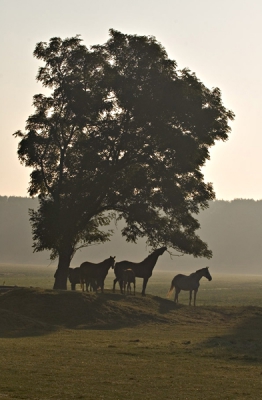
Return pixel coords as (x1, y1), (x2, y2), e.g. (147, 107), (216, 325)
(1, 0), (262, 200)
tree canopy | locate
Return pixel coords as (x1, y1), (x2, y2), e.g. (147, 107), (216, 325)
(14, 29), (234, 289)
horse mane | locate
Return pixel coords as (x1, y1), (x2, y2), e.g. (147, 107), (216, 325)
(195, 267), (208, 273)
(142, 252), (156, 263)
(141, 247), (166, 263)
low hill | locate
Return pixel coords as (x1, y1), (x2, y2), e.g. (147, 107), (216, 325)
(1, 287), (262, 399)
(0, 287), (180, 336)
(1, 287), (262, 339)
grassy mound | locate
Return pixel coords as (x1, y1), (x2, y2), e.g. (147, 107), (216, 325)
(1, 287), (262, 399)
(0, 287), (178, 334)
(1, 287), (262, 338)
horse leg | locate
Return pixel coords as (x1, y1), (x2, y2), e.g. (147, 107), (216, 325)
(194, 290), (198, 306)
(189, 290), (192, 306)
(119, 279), (124, 294)
(174, 288), (180, 303)
(134, 282), (136, 296)
(142, 278), (148, 296)
(113, 277), (118, 292)
(91, 279), (97, 292)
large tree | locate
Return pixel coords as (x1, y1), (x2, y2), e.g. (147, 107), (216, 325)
(14, 30), (234, 289)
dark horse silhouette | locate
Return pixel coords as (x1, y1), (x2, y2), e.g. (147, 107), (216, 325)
(68, 267), (80, 290)
(167, 267), (212, 306)
(68, 267), (96, 291)
(113, 247), (167, 296)
(80, 256), (116, 293)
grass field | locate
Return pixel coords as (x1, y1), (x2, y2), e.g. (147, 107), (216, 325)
(0, 264), (262, 399)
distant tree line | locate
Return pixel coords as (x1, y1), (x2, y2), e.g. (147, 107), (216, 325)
(0, 196), (261, 274)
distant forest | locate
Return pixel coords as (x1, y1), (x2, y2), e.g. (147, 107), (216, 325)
(0, 196), (261, 275)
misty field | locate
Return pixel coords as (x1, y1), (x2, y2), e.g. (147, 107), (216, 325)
(1, 264), (262, 307)
(0, 265), (262, 399)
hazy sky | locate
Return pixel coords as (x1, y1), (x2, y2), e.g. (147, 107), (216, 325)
(1, 0), (262, 200)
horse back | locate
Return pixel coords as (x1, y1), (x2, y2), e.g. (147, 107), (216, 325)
(114, 261), (131, 276)
(114, 261), (151, 279)
(80, 261), (107, 280)
(173, 273), (200, 291)
(122, 268), (136, 283)
(80, 261), (96, 269)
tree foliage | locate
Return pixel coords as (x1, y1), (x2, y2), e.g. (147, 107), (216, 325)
(14, 30), (234, 288)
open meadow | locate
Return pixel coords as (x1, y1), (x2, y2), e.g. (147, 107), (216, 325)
(0, 264), (262, 399)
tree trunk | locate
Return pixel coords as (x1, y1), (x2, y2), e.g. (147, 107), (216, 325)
(53, 250), (72, 290)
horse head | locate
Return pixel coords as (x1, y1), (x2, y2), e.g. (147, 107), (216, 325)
(204, 267), (212, 281)
(109, 256), (116, 269)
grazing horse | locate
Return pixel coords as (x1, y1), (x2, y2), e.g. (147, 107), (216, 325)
(68, 267), (80, 290)
(123, 269), (136, 295)
(80, 256), (115, 293)
(68, 267), (96, 291)
(113, 247), (167, 296)
(168, 267), (212, 306)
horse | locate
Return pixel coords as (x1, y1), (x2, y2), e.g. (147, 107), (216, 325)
(167, 267), (212, 306)
(80, 256), (115, 293)
(123, 269), (136, 295)
(113, 246), (167, 296)
(68, 267), (97, 291)
(68, 267), (80, 290)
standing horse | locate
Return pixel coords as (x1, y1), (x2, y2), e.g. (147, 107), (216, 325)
(68, 267), (80, 290)
(168, 267), (212, 306)
(113, 247), (167, 296)
(123, 269), (136, 295)
(68, 267), (97, 291)
(80, 256), (115, 293)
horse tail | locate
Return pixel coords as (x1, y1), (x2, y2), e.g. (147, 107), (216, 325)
(167, 281), (175, 298)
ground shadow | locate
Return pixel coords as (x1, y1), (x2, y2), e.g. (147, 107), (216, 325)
(196, 306), (262, 364)
(0, 288), (177, 338)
